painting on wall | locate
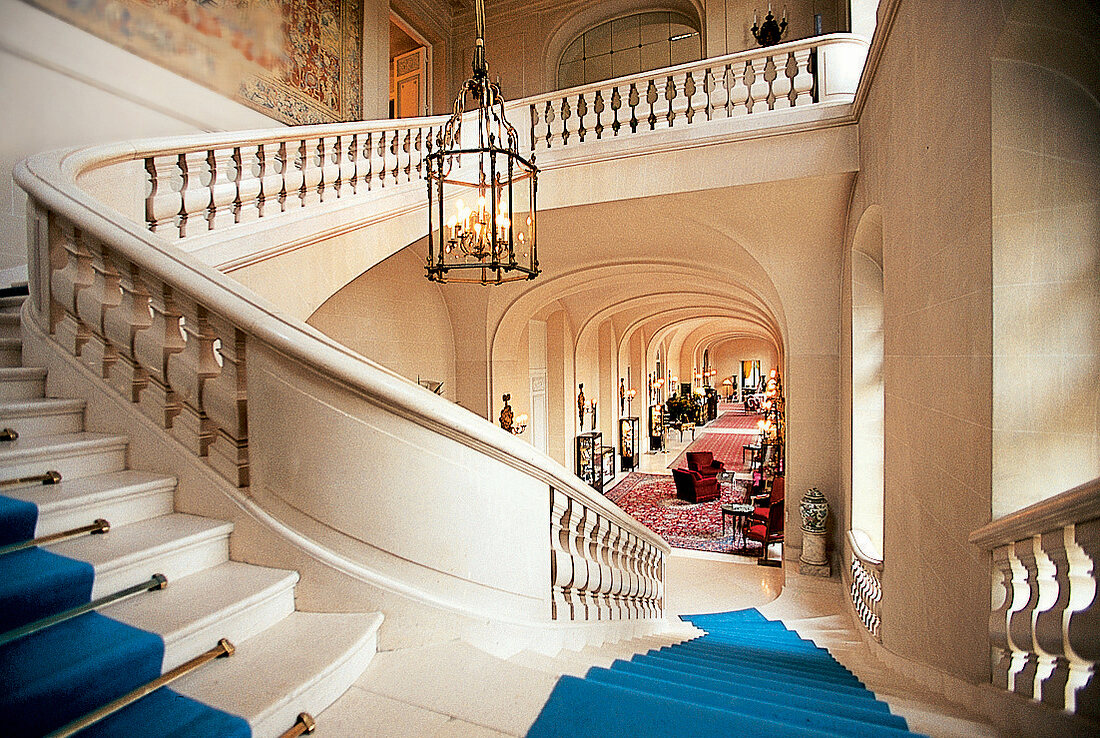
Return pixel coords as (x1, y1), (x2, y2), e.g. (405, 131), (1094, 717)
(22, 0), (363, 125)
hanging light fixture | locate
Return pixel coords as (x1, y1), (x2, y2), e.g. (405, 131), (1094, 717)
(425, 0), (538, 285)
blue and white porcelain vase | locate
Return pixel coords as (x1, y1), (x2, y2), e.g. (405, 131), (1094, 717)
(800, 487), (828, 534)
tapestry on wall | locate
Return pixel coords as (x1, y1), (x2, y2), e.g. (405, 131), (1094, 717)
(22, 0), (363, 125)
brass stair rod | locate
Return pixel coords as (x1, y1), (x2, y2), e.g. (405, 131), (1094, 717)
(0, 574), (167, 647)
(0, 469), (61, 488)
(46, 638), (236, 738)
(0, 518), (109, 556)
(279, 713), (317, 738)
(0, 427), (17, 442)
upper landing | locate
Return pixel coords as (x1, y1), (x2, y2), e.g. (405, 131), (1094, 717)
(59, 34), (867, 315)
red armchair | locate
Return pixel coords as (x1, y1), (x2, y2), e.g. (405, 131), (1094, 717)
(745, 482), (784, 565)
(671, 467), (720, 503)
(686, 451), (724, 478)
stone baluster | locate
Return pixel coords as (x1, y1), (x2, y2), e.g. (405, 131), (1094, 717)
(388, 130), (402, 185)
(207, 148), (237, 230)
(1009, 537), (1043, 697)
(610, 87), (623, 136)
(1066, 519), (1100, 718)
(344, 135), (360, 195)
(550, 488), (574, 619)
(1036, 527), (1074, 709)
(644, 79), (658, 130)
(592, 90), (605, 139)
(558, 97), (573, 147)
(284, 140), (306, 208)
(400, 129), (413, 182)
(575, 94), (588, 143)
(748, 58), (771, 113)
(203, 313), (249, 487)
(990, 544), (1017, 690)
(375, 131), (391, 188)
(132, 278), (184, 429)
(165, 299), (217, 457)
(541, 101), (556, 148)
(772, 52), (795, 108)
(791, 48), (814, 106)
(178, 151), (209, 238)
(50, 221), (93, 356)
(324, 135), (344, 199)
(269, 142), (291, 214)
(730, 62), (750, 115)
(102, 256), (152, 403)
(302, 138), (324, 207)
(360, 132), (374, 191)
(145, 156), (182, 236)
(73, 235), (121, 379)
(235, 146), (262, 224)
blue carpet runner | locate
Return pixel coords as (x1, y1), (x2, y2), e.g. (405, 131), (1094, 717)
(527, 608), (927, 738)
(0, 495), (251, 736)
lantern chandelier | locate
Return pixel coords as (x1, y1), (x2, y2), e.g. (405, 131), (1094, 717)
(425, 0), (539, 285)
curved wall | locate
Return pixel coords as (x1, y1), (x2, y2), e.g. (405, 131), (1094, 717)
(308, 246), (457, 403)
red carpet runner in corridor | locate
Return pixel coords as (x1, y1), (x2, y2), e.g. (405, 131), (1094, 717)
(668, 410), (762, 472)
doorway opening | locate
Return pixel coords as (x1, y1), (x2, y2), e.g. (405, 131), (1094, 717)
(389, 15), (431, 118)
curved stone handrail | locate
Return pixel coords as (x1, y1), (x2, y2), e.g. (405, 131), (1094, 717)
(968, 477), (1100, 719)
(15, 140), (670, 641)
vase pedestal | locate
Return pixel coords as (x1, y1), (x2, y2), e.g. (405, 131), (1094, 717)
(799, 529), (831, 576)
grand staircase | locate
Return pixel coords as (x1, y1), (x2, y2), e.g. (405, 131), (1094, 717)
(527, 608), (927, 737)
(0, 291), (382, 737)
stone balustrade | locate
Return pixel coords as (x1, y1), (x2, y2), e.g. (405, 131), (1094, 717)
(142, 118), (448, 239)
(551, 486), (664, 622)
(970, 478), (1100, 719)
(847, 529), (883, 642)
(17, 139), (670, 633)
(524, 34), (867, 153)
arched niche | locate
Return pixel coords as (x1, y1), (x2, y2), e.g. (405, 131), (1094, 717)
(850, 205), (884, 557)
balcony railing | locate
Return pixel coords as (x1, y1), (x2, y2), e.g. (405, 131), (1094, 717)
(129, 34), (866, 246)
(970, 477), (1100, 720)
(524, 34), (867, 153)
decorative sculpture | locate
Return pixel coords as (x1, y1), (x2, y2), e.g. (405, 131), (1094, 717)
(577, 384), (585, 428)
(499, 394), (514, 433)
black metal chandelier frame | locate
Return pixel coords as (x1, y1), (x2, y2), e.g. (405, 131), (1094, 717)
(425, 0), (539, 285)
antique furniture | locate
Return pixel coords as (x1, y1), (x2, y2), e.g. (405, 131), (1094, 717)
(575, 432), (603, 492)
(619, 416), (639, 471)
(686, 451), (724, 478)
(671, 467), (719, 503)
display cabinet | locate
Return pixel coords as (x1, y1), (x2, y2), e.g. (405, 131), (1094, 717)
(619, 416), (639, 471)
(601, 445), (615, 481)
(576, 431), (603, 491)
(649, 404), (664, 451)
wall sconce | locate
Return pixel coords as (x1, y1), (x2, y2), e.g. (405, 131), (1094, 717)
(499, 393), (527, 435)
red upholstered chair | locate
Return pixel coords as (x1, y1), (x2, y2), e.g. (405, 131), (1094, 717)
(746, 495), (784, 565)
(672, 467), (720, 503)
(686, 451), (724, 478)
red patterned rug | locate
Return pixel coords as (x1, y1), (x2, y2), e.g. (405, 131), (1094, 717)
(605, 473), (763, 554)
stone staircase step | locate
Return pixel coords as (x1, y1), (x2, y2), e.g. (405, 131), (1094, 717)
(0, 366), (46, 400)
(2, 469), (175, 536)
(356, 640), (558, 736)
(0, 295), (25, 313)
(0, 313), (21, 340)
(173, 611), (383, 738)
(103, 560), (299, 672)
(0, 396), (85, 437)
(45, 512), (233, 598)
(0, 431), (128, 481)
(0, 337), (21, 367)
